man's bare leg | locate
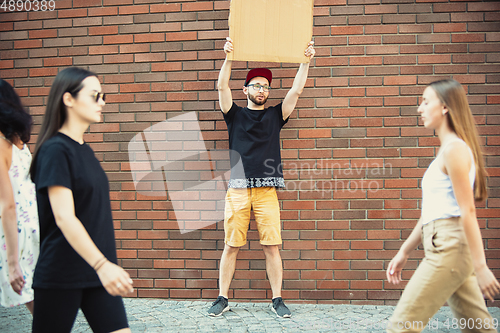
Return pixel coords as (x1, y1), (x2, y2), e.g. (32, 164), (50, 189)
(262, 244), (291, 318)
(219, 243), (240, 298)
(262, 244), (282, 298)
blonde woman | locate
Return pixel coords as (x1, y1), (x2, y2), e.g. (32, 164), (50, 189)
(386, 79), (499, 332)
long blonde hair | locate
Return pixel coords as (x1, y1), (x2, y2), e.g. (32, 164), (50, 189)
(429, 79), (487, 201)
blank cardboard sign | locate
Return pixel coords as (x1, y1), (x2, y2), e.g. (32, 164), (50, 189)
(228, 0), (314, 64)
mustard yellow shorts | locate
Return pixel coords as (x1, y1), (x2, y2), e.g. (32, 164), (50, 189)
(224, 187), (282, 247)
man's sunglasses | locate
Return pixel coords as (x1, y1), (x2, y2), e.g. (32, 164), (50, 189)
(247, 84), (271, 92)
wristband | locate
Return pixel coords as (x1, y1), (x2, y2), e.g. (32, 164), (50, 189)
(93, 257), (107, 271)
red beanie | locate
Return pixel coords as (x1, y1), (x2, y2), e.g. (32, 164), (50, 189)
(244, 68), (272, 86)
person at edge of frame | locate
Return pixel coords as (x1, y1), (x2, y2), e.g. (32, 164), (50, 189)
(386, 79), (500, 333)
(207, 37), (315, 319)
(0, 79), (39, 315)
(29, 67), (134, 333)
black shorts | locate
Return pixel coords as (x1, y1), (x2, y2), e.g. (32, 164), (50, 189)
(32, 286), (128, 333)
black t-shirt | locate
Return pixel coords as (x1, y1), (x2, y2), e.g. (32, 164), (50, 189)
(223, 102), (288, 188)
(32, 133), (117, 289)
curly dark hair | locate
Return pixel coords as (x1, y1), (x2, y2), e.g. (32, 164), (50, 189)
(0, 79), (32, 143)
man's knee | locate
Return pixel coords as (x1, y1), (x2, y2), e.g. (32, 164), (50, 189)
(224, 243), (241, 255)
(262, 244), (280, 257)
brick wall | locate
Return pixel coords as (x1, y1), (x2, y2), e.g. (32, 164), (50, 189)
(1, 0), (499, 305)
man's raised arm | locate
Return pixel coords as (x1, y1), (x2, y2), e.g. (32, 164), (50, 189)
(218, 37), (234, 114)
(282, 41), (315, 120)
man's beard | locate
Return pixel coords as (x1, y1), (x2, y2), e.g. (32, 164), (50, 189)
(248, 93), (268, 106)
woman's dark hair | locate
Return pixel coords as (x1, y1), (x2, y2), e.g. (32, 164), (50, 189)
(0, 79), (32, 143)
(30, 67), (97, 180)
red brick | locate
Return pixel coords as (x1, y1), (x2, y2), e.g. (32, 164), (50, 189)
(119, 5), (148, 15)
(151, 22), (182, 33)
(383, 55), (416, 65)
(330, 26), (363, 35)
(468, 2), (500, 12)
(349, 36), (381, 45)
(134, 33), (165, 43)
(451, 12), (483, 23)
(298, 129), (332, 139)
(366, 45), (399, 55)
(89, 26), (118, 36)
(366, 87), (399, 96)
(350, 98), (383, 107)
(433, 3), (466, 13)
(400, 44), (433, 55)
(0, 60), (13, 69)
(89, 6), (118, 16)
(383, 14), (416, 24)
(103, 54), (133, 64)
(348, 56), (382, 66)
(43, 57), (73, 67)
(365, 25), (398, 35)
(89, 45), (119, 55)
(170, 289), (200, 299)
(134, 53), (166, 63)
(434, 23), (466, 33)
(451, 34), (484, 43)
(384, 77), (417, 86)
(0, 22), (13, 31)
(103, 35), (133, 44)
(435, 44), (467, 54)
(119, 44), (151, 54)
(418, 54), (451, 64)
(165, 32), (197, 42)
(58, 8), (88, 18)
(150, 3), (181, 13)
(29, 68), (58, 77)
(366, 5), (397, 14)
(182, 2), (213, 11)
(13, 40), (42, 49)
(351, 281), (383, 290)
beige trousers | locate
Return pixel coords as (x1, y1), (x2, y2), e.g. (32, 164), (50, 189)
(388, 217), (497, 333)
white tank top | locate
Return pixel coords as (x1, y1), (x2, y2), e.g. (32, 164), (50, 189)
(421, 138), (475, 225)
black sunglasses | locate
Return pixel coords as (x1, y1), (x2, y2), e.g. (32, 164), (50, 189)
(91, 91), (106, 103)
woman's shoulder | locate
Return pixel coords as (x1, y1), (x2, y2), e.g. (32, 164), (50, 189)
(38, 134), (76, 160)
(0, 136), (13, 164)
(442, 139), (472, 166)
(40, 134), (71, 150)
(444, 138), (469, 154)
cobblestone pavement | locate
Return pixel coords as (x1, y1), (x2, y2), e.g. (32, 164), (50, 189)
(1, 298), (499, 332)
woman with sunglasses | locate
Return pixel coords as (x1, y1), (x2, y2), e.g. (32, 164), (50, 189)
(30, 67), (133, 332)
(386, 79), (499, 332)
(0, 79), (39, 314)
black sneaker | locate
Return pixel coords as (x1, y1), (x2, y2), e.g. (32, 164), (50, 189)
(208, 296), (229, 317)
(271, 297), (291, 318)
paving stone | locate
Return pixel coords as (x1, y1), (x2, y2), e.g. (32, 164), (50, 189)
(1, 299), (499, 332)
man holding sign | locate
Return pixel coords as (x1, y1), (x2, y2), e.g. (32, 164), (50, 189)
(208, 37), (315, 318)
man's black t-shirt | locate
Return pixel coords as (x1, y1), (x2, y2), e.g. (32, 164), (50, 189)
(32, 133), (117, 289)
(223, 102), (288, 188)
